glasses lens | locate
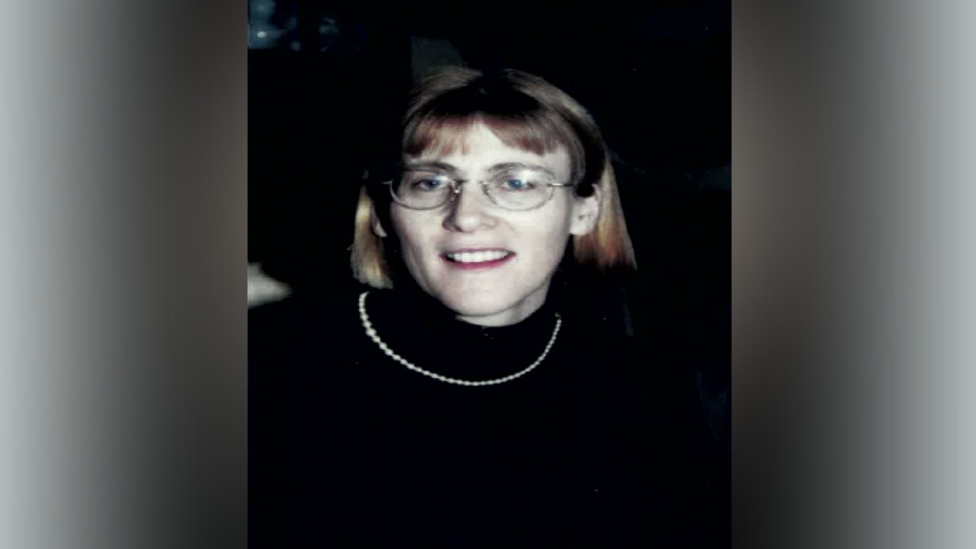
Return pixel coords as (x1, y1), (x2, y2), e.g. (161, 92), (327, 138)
(488, 172), (554, 210)
(393, 172), (452, 208)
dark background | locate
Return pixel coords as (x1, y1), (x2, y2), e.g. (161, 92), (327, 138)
(249, 1), (729, 454)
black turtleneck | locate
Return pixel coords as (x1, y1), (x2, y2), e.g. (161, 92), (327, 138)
(362, 284), (562, 382)
(250, 286), (711, 547)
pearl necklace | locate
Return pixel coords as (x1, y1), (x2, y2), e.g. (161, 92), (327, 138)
(358, 291), (562, 387)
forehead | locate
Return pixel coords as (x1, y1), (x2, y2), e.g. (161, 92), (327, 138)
(407, 123), (571, 177)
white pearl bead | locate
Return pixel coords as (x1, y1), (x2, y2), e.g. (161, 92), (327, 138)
(358, 291), (561, 387)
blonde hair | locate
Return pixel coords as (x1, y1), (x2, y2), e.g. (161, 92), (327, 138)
(351, 67), (636, 289)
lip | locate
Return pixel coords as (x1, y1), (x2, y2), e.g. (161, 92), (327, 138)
(441, 248), (515, 271)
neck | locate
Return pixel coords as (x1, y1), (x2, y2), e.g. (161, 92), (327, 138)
(390, 276), (557, 328)
(453, 282), (551, 327)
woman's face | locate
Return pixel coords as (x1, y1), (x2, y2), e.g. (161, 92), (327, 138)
(383, 123), (600, 327)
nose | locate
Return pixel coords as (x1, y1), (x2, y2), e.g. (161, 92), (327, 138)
(443, 181), (497, 233)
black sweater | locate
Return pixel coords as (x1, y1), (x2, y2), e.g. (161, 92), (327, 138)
(250, 286), (716, 547)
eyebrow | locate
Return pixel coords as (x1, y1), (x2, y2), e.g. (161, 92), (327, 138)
(488, 162), (558, 178)
(404, 161), (557, 178)
(403, 160), (459, 173)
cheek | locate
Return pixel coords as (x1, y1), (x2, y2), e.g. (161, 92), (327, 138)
(389, 209), (417, 243)
(516, 214), (574, 262)
(390, 212), (438, 261)
(540, 204), (576, 241)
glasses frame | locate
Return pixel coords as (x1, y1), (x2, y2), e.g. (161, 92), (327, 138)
(382, 175), (576, 212)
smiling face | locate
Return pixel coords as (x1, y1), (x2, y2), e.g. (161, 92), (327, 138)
(381, 123), (600, 327)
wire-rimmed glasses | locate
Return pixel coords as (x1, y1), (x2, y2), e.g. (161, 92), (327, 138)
(383, 166), (574, 211)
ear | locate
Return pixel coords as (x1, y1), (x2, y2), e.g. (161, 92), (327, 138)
(370, 202), (388, 238)
(569, 185), (602, 236)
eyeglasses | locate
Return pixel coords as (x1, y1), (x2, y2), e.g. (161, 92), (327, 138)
(383, 169), (575, 211)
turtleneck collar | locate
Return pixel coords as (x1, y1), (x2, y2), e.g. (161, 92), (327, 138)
(361, 283), (562, 383)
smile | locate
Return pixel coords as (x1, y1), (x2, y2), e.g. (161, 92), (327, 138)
(442, 249), (515, 269)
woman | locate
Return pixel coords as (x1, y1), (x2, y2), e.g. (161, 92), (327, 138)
(251, 67), (715, 546)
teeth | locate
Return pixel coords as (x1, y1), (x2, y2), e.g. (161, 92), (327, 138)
(447, 250), (511, 263)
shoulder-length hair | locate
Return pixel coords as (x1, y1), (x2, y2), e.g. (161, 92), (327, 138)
(351, 66), (636, 288)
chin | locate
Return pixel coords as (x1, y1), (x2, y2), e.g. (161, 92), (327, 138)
(438, 291), (520, 318)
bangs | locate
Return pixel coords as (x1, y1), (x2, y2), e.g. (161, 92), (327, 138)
(405, 113), (572, 156)
(402, 85), (587, 182)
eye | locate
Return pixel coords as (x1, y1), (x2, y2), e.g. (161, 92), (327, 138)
(409, 177), (449, 191)
(502, 178), (534, 191)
